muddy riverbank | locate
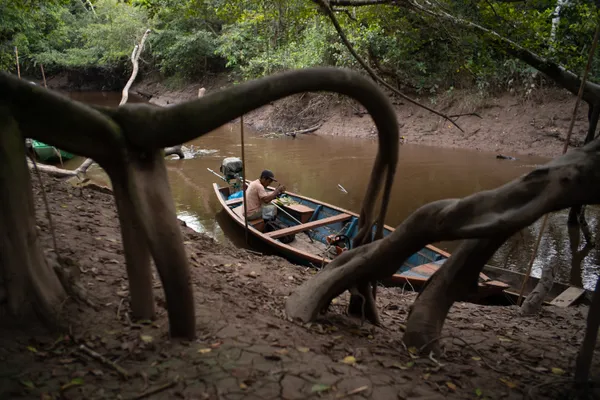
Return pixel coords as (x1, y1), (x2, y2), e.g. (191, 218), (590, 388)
(131, 74), (590, 159)
(1, 172), (598, 399)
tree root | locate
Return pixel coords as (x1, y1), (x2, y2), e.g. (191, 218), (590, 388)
(287, 140), (600, 325)
(78, 344), (130, 379)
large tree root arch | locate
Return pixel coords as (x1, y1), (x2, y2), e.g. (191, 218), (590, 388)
(0, 67), (399, 338)
(286, 139), (600, 351)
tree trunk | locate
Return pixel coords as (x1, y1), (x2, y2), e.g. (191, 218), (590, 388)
(125, 150), (196, 339)
(403, 237), (507, 353)
(519, 262), (558, 316)
(0, 108), (66, 325)
(574, 274), (600, 386)
(109, 171), (155, 321)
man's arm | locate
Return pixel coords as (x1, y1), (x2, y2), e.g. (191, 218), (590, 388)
(259, 186), (283, 204)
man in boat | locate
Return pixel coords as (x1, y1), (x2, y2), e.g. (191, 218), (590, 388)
(245, 170), (286, 220)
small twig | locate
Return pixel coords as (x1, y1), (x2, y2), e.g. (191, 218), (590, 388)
(29, 155), (59, 255)
(126, 377), (178, 400)
(448, 112), (482, 120)
(336, 385), (369, 398)
(315, 0), (465, 132)
(78, 344), (129, 379)
(245, 249), (264, 256)
(417, 335), (508, 374)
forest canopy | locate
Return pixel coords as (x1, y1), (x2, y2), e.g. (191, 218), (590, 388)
(1, 0), (599, 95)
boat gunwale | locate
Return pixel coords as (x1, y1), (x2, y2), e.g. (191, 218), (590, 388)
(213, 181), (450, 267)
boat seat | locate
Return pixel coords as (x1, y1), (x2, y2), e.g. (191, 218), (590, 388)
(265, 213), (352, 239)
(232, 205), (264, 230)
(281, 203), (315, 223)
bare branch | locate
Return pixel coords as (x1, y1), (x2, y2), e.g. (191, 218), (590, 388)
(313, 0), (466, 132)
(120, 29), (151, 107)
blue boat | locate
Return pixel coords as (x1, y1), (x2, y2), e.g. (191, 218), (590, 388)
(213, 180), (510, 302)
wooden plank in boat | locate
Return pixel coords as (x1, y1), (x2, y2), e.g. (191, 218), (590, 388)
(549, 286), (586, 307)
(281, 204), (314, 223)
(226, 197), (243, 206)
(410, 263), (439, 277)
(265, 213), (352, 239)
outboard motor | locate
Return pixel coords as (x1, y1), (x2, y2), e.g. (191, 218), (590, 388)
(220, 157), (243, 195)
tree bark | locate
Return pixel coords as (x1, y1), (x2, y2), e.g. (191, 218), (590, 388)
(519, 262), (557, 316)
(109, 171), (155, 321)
(0, 108), (66, 325)
(403, 237), (508, 353)
(125, 150), (196, 339)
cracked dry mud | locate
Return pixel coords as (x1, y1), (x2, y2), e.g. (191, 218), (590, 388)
(0, 174), (598, 400)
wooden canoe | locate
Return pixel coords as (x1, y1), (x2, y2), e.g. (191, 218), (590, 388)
(213, 182), (510, 303)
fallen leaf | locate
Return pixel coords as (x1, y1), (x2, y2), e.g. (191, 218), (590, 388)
(387, 361), (414, 370)
(61, 377), (84, 391)
(276, 349), (289, 355)
(408, 346), (419, 358)
(342, 355), (356, 365)
(311, 383), (331, 393)
(497, 336), (512, 342)
(446, 382), (457, 391)
(551, 367), (565, 375)
(472, 356), (481, 361)
(475, 388), (483, 397)
(140, 335), (153, 344)
(20, 380), (35, 389)
(423, 373), (431, 380)
(26, 346), (37, 353)
(239, 383), (248, 390)
(297, 347), (310, 353)
(499, 377), (517, 389)
(198, 348), (212, 354)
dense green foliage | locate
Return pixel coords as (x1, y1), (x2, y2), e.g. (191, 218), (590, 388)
(1, 0), (598, 94)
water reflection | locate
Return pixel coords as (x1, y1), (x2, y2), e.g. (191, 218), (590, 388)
(62, 90), (599, 291)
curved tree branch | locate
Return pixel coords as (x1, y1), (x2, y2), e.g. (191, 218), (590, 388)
(0, 72), (123, 161)
(91, 68), (399, 247)
(286, 138), (600, 323)
(313, 0), (466, 132)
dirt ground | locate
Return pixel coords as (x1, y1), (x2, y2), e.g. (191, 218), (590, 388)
(131, 75), (590, 159)
(0, 173), (598, 400)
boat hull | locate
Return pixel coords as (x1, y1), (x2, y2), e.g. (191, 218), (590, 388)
(31, 140), (74, 163)
(213, 182), (509, 303)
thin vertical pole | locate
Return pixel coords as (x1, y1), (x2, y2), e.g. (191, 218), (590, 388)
(240, 115), (249, 245)
(14, 46), (20, 79)
(40, 64), (47, 88)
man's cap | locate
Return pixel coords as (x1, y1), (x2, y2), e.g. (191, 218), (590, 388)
(260, 170), (277, 181)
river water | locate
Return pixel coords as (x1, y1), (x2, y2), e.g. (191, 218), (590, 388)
(58, 91), (600, 290)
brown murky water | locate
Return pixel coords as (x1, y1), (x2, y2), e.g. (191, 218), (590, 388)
(60, 92), (599, 290)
